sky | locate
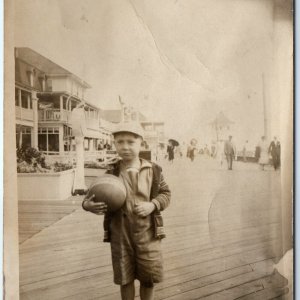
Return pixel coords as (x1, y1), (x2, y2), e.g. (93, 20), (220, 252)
(14, 0), (291, 147)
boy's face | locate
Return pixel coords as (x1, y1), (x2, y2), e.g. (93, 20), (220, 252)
(113, 132), (142, 162)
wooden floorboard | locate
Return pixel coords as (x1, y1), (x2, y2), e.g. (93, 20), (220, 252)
(19, 159), (290, 299)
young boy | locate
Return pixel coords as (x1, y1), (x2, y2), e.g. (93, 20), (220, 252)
(82, 122), (171, 300)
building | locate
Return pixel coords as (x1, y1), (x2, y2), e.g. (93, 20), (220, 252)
(15, 47), (166, 163)
(15, 47), (114, 157)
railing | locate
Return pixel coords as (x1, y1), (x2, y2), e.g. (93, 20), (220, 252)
(43, 150), (118, 166)
(15, 107), (34, 121)
(38, 109), (70, 122)
(38, 109), (100, 131)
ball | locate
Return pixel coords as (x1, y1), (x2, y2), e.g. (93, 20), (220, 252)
(88, 174), (126, 212)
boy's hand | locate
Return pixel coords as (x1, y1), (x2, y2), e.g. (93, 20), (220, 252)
(83, 194), (108, 215)
(134, 202), (155, 217)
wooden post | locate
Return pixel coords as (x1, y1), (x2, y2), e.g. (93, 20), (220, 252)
(59, 126), (64, 154)
(32, 91), (38, 148)
(19, 88), (22, 119)
(60, 95), (63, 121)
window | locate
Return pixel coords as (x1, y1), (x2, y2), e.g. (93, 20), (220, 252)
(38, 134), (47, 151)
(21, 90), (31, 109)
(16, 125), (32, 149)
(15, 88), (19, 106)
(63, 97), (67, 110)
(63, 125), (72, 137)
(38, 127), (60, 152)
(84, 138), (89, 150)
(21, 92), (28, 108)
(48, 134), (59, 152)
(47, 79), (53, 92)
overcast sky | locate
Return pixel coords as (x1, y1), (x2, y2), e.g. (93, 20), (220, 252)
(14, 0), (286, 146)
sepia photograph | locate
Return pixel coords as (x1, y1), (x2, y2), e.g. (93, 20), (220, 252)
(4, 0), (294, 299)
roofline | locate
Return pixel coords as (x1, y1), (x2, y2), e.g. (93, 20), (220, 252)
(15, 47), (91, 89)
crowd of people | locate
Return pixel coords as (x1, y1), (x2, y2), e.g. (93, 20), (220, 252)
(155, 135), (281, 171)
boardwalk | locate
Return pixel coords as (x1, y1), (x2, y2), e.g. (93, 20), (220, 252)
(19, 158), (290, 299)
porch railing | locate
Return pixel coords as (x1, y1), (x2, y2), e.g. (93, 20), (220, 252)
(38, 109), (70, 122)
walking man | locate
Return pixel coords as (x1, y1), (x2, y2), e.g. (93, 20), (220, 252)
(224, 135), (236, 170)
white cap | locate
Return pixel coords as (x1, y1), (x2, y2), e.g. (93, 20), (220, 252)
(112, 122), (144, 139)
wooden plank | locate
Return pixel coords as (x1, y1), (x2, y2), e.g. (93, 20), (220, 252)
(155, 272), (266, 300)
(19, 161), (286, 300)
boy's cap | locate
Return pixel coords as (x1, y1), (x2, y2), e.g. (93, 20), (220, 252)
(112, 122), (144, 139)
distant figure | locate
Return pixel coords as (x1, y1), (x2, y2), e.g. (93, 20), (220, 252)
(215, 140), (224, 167)
(203, 144), (210, 158)
(255, 146), (261, 162)
(258, 136), (269, 170)
(187, 139), (197, 162)
(269, 136), (281, 170)
(242, 140), (248, 162)
(224, 135), (236, 170)
(211, 144), (216, 157)
(167, 141), (175, 163)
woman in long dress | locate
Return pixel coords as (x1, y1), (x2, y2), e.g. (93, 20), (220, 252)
(167, 141), (175, 163)
(258, 136), (269, 170)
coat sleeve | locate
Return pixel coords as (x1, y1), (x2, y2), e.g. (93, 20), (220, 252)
(151, 173), (171, 211)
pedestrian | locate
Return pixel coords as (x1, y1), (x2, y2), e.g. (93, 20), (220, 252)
(82, 122), (171, 300)
(242, 140), (248, 162)
(258, 136), (269, 170)
(269, 136), (280, 170)
(187, 139), (197, 162)
(224, 135), (236, 170)
(215, 140), (224, 168)
(167, 141), (175, 163)
(203, 144), (210, 158)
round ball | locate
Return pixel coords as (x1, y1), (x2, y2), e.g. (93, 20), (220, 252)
(88, 174), (126, 212)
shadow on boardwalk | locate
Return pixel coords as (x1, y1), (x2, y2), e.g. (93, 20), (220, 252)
(19, 158), (290, 299)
